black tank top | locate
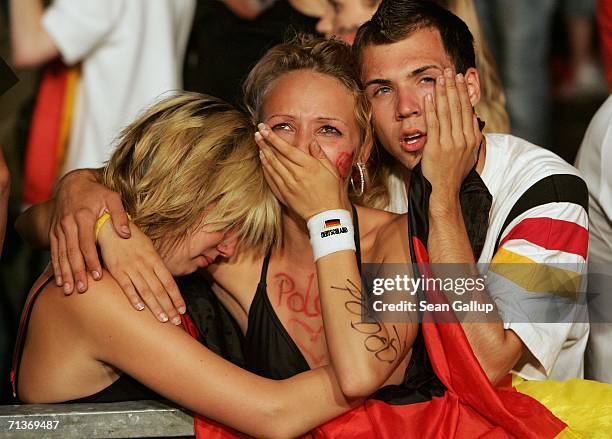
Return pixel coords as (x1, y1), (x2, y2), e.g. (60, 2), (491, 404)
(12, 275), (161, 404)
(243, 207), (446, 404)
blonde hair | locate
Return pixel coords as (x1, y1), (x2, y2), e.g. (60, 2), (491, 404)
(441, 0), (509, 133)
(243, 34), (374, 203)
(102, 92), (281, 255)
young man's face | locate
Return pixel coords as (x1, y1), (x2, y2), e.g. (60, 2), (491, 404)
(361, 27), (475, 170)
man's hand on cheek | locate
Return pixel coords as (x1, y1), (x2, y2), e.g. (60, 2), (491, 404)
(421, 68), (481, 203)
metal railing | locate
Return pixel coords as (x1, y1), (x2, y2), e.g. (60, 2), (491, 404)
(0, 400), (194, 438)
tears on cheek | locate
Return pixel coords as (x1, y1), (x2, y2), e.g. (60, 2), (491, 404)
(335, 151), (353, 179)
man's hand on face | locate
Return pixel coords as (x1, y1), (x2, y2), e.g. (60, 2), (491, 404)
(421, 68), (482, 204)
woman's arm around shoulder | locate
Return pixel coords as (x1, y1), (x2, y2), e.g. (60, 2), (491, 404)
(68, 271), (357, 438)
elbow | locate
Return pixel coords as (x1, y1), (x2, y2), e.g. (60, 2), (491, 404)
(336, 365), (381, 399)
(11, 34), (56, 69)
(256, 404), (302, 439)
(483, 364), (510, 387)
(12, 48), (42, 69)
(478, 352), (519, 386)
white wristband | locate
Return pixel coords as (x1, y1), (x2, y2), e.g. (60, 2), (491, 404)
(307, 209), (356, 262)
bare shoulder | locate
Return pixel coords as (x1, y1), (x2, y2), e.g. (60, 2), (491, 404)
(355, 206), (409, 263)
(354, 205), (400, 232)
(35, 270), (140, 330)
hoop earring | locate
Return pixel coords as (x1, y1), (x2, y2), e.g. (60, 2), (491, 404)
(350, 162), (366, 197)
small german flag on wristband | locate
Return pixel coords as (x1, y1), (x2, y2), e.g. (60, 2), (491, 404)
(324, 218), (341, 228)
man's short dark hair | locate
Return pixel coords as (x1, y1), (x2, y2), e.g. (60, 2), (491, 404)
(353, 0), (476, 74)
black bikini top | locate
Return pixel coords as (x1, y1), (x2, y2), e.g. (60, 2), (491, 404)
(242, 206), (446, 404)
(12, 275), (160, 404)
(244, 205), (362, 380)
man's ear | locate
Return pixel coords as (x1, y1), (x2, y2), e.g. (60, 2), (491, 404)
(464, 67), (481, 107)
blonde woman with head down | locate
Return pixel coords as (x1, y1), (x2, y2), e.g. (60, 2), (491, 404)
(13, 92), (376, 438)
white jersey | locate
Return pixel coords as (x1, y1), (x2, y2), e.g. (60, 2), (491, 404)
(43, 0), (196, 172)
(387, 133), (589, 381)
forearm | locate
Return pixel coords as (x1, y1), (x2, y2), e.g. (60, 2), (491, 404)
(92, 285), (355, 438)
(15, 168), (102, 249)
(10, 0), (58, 68)
(317, 250), (411, 398)
(271, 365), (359, 438)
(428, 193), (522, 384)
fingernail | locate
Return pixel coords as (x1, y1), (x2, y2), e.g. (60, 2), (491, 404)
(77, 281), (86, 292)
(255, 131), (263, 141)
(426, 94), (433, 102)
(92, 271), (101, 280)
(444, 68), (453, 78)
(56, 276), (63, 287)
(121, 225), (130, 235)
(160, 313), (169, 322)
(178, 305), (187, 314)
(63, 283), (72, 294)
(136, 302), (145, 311)
(456, 73), (464, 83)
(172, 316), (182, 326)
(438, 76), (445, 86)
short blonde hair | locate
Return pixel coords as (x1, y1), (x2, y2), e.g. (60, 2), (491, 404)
(243, 34), (374, 203)
(102, 92), (281, 254)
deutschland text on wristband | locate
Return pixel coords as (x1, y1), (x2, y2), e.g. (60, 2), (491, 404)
(307, 209), (356, 261)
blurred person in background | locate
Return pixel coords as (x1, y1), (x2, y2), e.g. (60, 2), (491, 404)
(184, 0), (325, 107)
(10, 0), (195, 204)
(575, 94), (612, 384)
(316, 0), (509, 134)
(558, 0), (607, 98)
(597, 0), (612, 91)
(474, 0), (556, 146)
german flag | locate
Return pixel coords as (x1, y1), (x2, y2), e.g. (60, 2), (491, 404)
(22, 60), (80, 205)
(324, 219), (341, 228)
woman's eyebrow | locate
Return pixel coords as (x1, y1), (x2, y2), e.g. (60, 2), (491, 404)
(318, 116), (348, 127)
(265, 114), (295, 121)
